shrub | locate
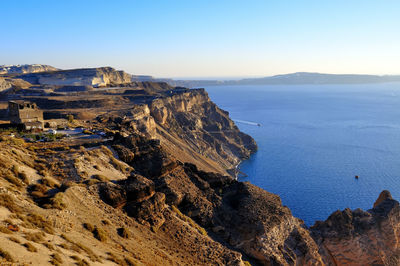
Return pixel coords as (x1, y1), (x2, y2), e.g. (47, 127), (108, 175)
(44, 192), (66, 210)
(107, 252), (125, 265)
(117, 227), (130, 239)
(110, 157), (126, 172)
(41, 177), (59, 188)
(50, 253), (63, 265)
(23, 242), (38, 252)
(8, 237), (20, 243)
(101, 219), (110, 225)
(4, 172), (23, 188)
(43, 242), (55, 250)
(0, 247), (14, 262)
(92, 174), (109, 182)
(17, 172), (29, 184)
(124, 256), (137, 266)
(93, 226), (107, 242)
(24, 231), (45, 243)
(0, 226), (12, 234)
(67, 114), (74, 123)
(171, 205), (207, 236)
(83, 223), (95, 232)
(25, 213), (54, 234)
(61, 233), (100, 262)
(0, 194), (21, 213)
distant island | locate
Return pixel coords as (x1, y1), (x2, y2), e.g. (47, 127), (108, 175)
(152, 72), (400, 88)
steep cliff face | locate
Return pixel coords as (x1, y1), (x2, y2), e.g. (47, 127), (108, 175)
(0, 64), (58, 74)
(311, 190), (400, 265)
(16, 67), (132, 87)
(149, 89), (257, 174)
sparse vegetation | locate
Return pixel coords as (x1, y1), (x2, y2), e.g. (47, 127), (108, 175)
(43, 192), (66, 210)
(110, 157), (126, 172)
(92, 174), (109, 182)
(61, 234), (100, 262)
(8, 237), (21, 243)
(102, 219), (110, 225)
(0, 193), (22, 213)
(71, 255), (90, 266)
(118, 227), (130, 238)
(25, 213), (54, 234)
(23, 242), (38, 252)
(24, 231), (45, 243)
(4, 172), (23, 188)
(93, 226), (107, 242)
(83, 222), (95, 232)
(0, 247), (14, 262)
(172, 205), (208, 236)
(0, 226), (12, 234)
(124, 256), (138, 266)
(43, 242), (55, 250)
(50, 253), (63, 265)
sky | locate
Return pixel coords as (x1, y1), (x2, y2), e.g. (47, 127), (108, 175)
(1, 0), (400, 78)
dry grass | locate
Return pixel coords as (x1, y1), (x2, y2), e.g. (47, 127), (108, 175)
(50, 253), (63, 265)
(0, 226), (12, 234)
(110, 157), (126, 172)
(3, 172), (23, 188)
(71, 255), (90, 266)
(24, 231), (45, 243)
(0, 193), (22, 213)
(83, 223), (95, 232)
(172, 205), (208, 236)
(61, 234), (101, 262)
(42, 242), (55, 250)
(124, 256), (138, 266)
(118, 227), (130, 239)
(92, 174), (109, 182)
(0, 247), (14, 262)
(23, 242), (38, 252)
(43, 192), (66, 210)
(25, 213), (54, 234)
(8, 237), (21, 243)
(93, 226), (107, 242)
(107, 252), (127, 265)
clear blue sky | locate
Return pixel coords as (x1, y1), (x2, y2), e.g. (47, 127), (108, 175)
(1, 0), (400, 78)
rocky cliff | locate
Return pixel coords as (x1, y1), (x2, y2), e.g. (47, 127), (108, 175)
(0, 64), (59, 75)
(311, 190), (400, 265)
(16, 67), (132, 87)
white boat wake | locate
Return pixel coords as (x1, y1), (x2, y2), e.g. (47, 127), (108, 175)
(233, 119), (261, 127)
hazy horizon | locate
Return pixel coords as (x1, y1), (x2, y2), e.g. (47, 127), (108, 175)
(2, 0), (400, 77)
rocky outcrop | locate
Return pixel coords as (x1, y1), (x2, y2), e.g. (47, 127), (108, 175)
(149, 89), (257, 172)
(16, 67), (132, 87)
(0, 64), (58, 74)
(0, 77), (12, 92)
(311, 190), (400, 265)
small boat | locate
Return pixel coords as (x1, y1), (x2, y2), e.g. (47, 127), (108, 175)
(355, 175), (359, 179)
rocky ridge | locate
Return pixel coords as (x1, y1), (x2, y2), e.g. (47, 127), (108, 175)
(0, 64), (59, 75)
(15, 67), (132, 87)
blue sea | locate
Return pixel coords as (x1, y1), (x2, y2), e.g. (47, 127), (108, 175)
(205, 84), (400, 226)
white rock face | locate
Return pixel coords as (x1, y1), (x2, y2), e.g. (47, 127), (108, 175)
(18, 67), (132, 87)
(0, 77), (12, 92)
(0, 64), (58, 74)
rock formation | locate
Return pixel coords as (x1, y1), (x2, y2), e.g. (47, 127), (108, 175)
(16, 67), (132, 87)
(311, 190), (400, 265)
(0, 64), (58, 74)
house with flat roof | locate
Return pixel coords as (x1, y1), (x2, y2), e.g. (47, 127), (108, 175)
(8, 101), (44, 130)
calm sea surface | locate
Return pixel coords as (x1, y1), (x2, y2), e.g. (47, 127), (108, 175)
(205, 84), (400, 226)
